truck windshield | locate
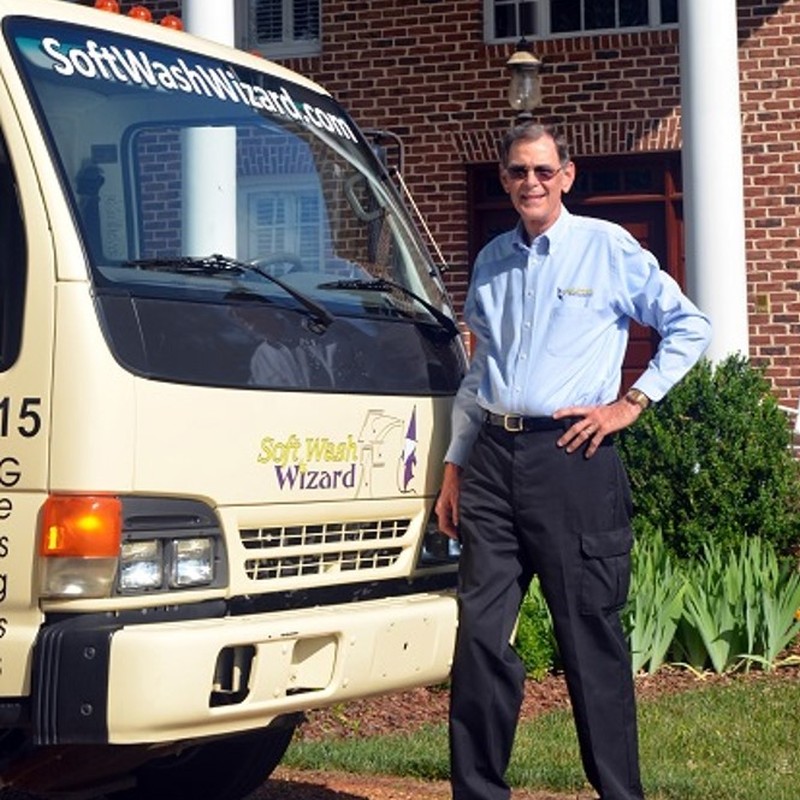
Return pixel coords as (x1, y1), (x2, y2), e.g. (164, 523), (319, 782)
(7, 16), (463, 394)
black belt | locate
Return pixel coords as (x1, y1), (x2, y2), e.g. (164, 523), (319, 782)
(484, 411), (568, 433)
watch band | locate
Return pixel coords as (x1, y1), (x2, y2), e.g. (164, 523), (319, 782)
(624, 388), (650, 410)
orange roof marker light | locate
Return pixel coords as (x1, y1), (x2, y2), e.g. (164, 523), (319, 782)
(161, 14), (183, 31)
(94, 0), (120, 12)
(128, 5), (153, 22)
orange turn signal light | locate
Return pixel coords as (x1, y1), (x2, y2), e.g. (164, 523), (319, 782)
(40, 495), (122, 558)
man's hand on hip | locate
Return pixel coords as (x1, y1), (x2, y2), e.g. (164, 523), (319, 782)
(553, 397), (643, 458)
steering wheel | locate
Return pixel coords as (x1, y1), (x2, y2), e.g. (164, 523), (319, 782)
(249, 253), (305, 277)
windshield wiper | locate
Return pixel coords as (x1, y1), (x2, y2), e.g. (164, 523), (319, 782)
(317, 277), (459, 339)
(123, 253), (334, 331)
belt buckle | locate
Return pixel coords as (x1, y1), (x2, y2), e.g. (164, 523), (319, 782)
(503, 414), (524, 433)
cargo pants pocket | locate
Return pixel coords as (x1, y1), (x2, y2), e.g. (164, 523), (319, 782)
(579, 526), (633, 616)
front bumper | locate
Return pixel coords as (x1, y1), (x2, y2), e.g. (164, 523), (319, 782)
(33, 592), (457, 745)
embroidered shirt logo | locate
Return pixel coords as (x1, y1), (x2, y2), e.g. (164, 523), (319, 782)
(557, 287), (594, 300)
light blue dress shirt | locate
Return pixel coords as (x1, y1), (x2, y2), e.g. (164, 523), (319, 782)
(445, 207), (712, 466)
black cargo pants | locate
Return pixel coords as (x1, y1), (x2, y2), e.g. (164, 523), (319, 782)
(449, 420), (644, 800)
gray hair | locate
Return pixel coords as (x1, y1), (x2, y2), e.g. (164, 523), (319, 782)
(499, 122), (571, 167)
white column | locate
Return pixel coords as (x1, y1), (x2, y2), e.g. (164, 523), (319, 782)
(182, 0), (235, 46)
(679, 0), (749, 361)
(181, 0), (238, 257)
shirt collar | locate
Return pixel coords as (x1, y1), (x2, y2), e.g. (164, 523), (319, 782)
(511, 206), (572, 256)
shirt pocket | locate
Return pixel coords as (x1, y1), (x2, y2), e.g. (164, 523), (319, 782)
(545, 306), (613, 358)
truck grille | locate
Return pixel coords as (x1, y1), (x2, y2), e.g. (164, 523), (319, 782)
(240, 519), (410, 581)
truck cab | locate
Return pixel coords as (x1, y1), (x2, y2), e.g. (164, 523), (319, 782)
(0, 2), (464, 797)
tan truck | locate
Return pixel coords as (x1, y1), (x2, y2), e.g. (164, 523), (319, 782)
(0, 1), (464, 796)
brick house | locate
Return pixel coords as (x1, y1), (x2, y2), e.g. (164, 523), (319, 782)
(78, 0), (800, 407)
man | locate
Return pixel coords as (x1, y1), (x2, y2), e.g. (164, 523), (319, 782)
(435, 122), (711, 800)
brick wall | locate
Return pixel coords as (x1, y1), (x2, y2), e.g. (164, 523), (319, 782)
(291, 0), (800, 406)
(283, 5), (685, 317)
(738, 0), (800, 404)
(89, 0), (800, 406)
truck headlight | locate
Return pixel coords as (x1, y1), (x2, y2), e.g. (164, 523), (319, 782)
(39, 495), (227, 599)
(118, 536), (217, 593)
(120, 540), (163, 591)
(115, 497), (226, 595)
(170, 537), (214, 587)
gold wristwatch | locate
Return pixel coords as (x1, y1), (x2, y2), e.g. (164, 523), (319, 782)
(624, 388), (651, 410)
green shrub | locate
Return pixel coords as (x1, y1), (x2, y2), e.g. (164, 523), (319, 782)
(618, 354), (800, 559)
(513, 577), (558, 680)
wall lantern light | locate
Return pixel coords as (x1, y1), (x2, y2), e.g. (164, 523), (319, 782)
(506, 38), (542, 121)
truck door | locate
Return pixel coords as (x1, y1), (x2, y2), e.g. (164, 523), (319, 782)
(0, 77), (56, 697)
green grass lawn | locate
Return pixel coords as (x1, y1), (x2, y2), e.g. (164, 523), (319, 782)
(284, 676), (800, 800)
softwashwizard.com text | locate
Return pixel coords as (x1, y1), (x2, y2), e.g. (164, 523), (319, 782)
(37, 35), (357, 142)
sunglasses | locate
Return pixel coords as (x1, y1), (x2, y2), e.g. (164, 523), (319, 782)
(505, 164), (564, 182)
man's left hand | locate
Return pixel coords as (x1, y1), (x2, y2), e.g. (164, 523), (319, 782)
(553, 398), (642, 458)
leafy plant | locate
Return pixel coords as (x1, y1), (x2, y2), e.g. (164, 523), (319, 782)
(513, 577), (558, 680)
(668, 537), (800, 674)
(678, 542), (754, 673)
(737, 538), (800, 671)
(623, 532), (686, 674)
(618, 355), (800, 559)
(517, 536), (799, 678)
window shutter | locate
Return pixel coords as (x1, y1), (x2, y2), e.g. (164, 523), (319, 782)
(255, 0), (283, 44)
(293, 0), (320, 42)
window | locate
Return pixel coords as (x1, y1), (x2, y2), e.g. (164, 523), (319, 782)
(0, 128), (26, 371)
(485, 0), (678, 41)
(10, 14), (463, 395)
(242, 0), (321, 58)
(243, 188), (325, 271)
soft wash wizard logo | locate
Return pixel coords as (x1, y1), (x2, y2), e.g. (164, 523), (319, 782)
(256, 408), (419, 497)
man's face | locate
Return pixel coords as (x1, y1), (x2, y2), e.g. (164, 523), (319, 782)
(500, 136), (575, 239)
